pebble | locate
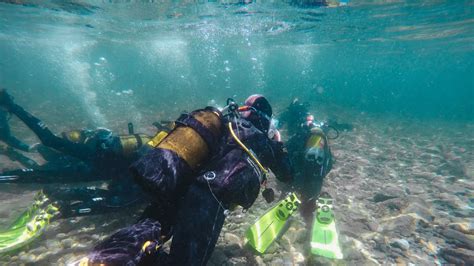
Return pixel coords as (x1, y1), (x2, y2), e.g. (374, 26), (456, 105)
(61, 238), (74, 248)
(449, 222), (474, 235)
(382, 214), (418, 236)
(262, 253), (275, 262)
(293, 252), (305, 264)
(45, 239), (61, 250)
(227, 257), (247, 265)
(19, 253), (36, 263)
(255, 256), (265, 266)
(271, 258), (284, 265)
(32, 246), (48, 255)
(390, 238), (410, 251)
(72, 242), (89, 249)
(224, 233), (242, 247)
(404, 201), (434, 222)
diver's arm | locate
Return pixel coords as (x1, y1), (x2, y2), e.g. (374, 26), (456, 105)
(266, 140), (293, 183)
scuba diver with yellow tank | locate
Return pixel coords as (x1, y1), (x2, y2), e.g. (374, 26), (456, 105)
(279, 99), (349, 259)
(245, 99), (349, 260)
(279, 99), (335, 223)
(75, 94), (294, 265)
(0, 88), (169, 254)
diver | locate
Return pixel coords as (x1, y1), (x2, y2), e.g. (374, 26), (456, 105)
(0, 88), (156, 217)
(279, 99), (334, 226)
(79, 95), (293, 265)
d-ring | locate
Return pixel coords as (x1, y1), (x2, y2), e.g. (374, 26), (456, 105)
(204, 171), (216, 181)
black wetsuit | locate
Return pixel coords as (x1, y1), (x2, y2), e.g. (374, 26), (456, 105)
(279, 101), (333, 225)
(1, 100), (147, 218)
(0, 109), (30, 152)
(86, 113), (293, 265)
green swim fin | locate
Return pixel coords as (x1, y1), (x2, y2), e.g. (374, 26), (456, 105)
(0, 192), (59, 254)
(6, 192), (48, 231)
(310, 194), (343, 259)
(245, 192), (301, 253)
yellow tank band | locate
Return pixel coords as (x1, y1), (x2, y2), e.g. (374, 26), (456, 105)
(157, 110), (222, 170)
(119, 134), (151, 156)
(228, 122), (268, 175)
(306, 128), (325, 149)
(147, 131), (168, 148)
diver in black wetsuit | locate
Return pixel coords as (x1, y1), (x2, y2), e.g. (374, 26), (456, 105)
(80, 95), (293, 265)
(279, 99), (334, 226)
(0, 89), (154, 217)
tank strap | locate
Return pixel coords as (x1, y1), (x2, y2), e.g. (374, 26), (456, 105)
(175, 113), (217, 153)
(133, 134), (143, 148)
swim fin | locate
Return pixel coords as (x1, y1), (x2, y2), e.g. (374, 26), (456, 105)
(245, 192), (301, 253)
(310, 194), (343, 259)
(0, 192), (59, 254)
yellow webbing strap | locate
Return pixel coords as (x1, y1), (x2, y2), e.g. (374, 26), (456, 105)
(147, 131), (168, 148)
(228, 122), (268, 175)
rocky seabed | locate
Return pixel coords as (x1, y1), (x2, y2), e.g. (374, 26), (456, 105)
(0, 114), (472, 265)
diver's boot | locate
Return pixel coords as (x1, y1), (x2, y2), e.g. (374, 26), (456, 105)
(0, 89), (15, 111)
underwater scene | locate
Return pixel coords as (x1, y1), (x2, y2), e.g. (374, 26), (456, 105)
(0, 0), (473, 265)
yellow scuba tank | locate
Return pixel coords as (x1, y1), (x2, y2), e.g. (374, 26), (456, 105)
(147, 108), (222, 170)
(305, 127), (327, 164)
(119, 134), (152, 157)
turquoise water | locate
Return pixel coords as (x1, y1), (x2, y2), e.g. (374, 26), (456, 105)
(0, 1), (473, 265)
(1, 0), (472, 125)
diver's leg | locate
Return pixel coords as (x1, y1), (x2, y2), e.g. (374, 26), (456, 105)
(0, 91), (94, 160)
(0, 109), (30, 152)
(0, 146), (39, 168)
(86, 218), (163, 265)
(168, 184), (226, 265)
(45, 184), (144, 218)
(4, 136), (30, 152)
(44, 186), (111, 217)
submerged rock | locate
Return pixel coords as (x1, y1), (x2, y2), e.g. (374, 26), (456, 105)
(381, 214), (418, 237)
(440, 247), (474, 265)
(449, 222), (474, 235)
(439, 228), (474, 250)
(403, 201), (434, 222)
